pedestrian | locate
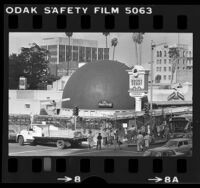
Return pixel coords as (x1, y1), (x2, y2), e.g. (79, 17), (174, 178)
(157, 125), (161, 137)
(164, 126), (170, 140)
(144, 133), (150, 150)
(96, 133), (102, 150)
(147, 124), (151, 135)
(87, 130), (94, 149)
(105, 128), (110, 148)
(113, 130), (121, 150)
(137, 132), (144, 152)
(141, 125), (145, 135)
(102, 128), (107, 147)
(110, 129), (115, 144)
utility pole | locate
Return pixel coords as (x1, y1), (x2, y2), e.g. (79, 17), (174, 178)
(150, 40), (156, 113)
(74, 116), (77, 130)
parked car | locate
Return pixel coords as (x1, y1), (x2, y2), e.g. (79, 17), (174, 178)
(8, 129), (17, 142)
(163, 138), (192, 156)
(143, 147), (184, 157)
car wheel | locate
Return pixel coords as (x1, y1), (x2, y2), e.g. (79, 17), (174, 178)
(56, 140), (65, 149)
(18, 136), (24, 146)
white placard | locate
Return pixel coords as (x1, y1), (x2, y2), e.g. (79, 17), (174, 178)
(123, 123), (128, 128)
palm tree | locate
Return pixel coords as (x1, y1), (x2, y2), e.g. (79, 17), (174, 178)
(65, 32), (73, 76)
(132, 33), (145, 65)
(103, 32), (110, 48)
(111, 37), (118, 60)
(169, 47), (179, 84)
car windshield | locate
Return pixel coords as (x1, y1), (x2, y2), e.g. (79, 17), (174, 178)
(165, 141), (178, 147)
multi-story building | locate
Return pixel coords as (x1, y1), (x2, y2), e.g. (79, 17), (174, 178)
(41, 37), (109, 77)
(152, 43), (193, 85)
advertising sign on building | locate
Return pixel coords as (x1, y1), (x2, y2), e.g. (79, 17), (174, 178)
(98, 100), (113, 108)
(128, 66), (149, 97)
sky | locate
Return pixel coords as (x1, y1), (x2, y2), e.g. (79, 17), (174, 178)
(9, 32), (193, 69)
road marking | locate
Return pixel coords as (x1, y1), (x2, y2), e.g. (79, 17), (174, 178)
(9, 148), (58, 155)
(117, 150), (142, 154)
(67, 149), (141, 156)
(67, 150), (103, 156)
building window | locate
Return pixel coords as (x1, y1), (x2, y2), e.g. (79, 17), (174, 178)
(164, 75), (166, 80)
(160, 59), (162, 64)
(98, 48), (103, 60)
(169, 59), (171, 64)
(86, 47), (92, 62)
(169, 67), (171, 71)
(156, 67), (159, 71)
(79, 46), (86, 62)
(183, 67), (185, 70)
(157, 51), (159, 57)
(160, 51), (162, 57)
(48, 45), (57, 63)
(164, 59), (167, 64)
(168, 75), (171, 80)
(164, 67), (167, 72)
(157, 60), (159, 64)
(72, 46), (78, 61)
(164, 51), (167, 57)
(59, 45), (65, 62)
(25, 104), (30, 109)
(160, 67), (162, 71)
(66, 45), (72, 61)
(104, 48), (109, 60)
(92, 48), (97, 61)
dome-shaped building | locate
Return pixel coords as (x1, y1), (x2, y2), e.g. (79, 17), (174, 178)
(61, 60), (147, 117)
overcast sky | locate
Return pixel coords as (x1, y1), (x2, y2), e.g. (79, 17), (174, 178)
(9, 32), (193, 69)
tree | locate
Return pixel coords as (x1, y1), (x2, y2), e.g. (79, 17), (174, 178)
(9, 53), (25, 89)
(65, 32), (73, 76)
(103, 32), (110, 48)
(132, 33), (145, 65)
(9, 43), (59, 90)
(111, 37), (118, 60)
(169, 47), (179, 84)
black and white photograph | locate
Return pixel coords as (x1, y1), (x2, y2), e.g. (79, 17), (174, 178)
(8, 32), (193, 157)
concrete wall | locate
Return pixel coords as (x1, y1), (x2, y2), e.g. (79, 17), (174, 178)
(9, 99), (41, 115)
(9, 90), (63, 100)
(176, 69), (192, 84)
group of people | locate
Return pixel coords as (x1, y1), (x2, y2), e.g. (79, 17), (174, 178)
(87, 128), (122, 150)
(136, 132), (151, 152)
(85, 121), (170, 152)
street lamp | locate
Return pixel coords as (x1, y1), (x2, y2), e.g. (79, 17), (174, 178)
(150, 40), (156, 113)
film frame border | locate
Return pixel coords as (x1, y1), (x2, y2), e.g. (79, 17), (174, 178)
(2, 4), (200, 184)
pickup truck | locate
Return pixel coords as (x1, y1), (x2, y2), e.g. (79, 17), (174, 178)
(16, 124), (87, 149)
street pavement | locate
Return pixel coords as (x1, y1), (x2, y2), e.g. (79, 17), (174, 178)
(9, 142), (164, 156)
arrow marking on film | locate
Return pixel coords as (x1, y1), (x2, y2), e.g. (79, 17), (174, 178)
(148, 177), (163, 183)
(57, 176), (72, 182)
